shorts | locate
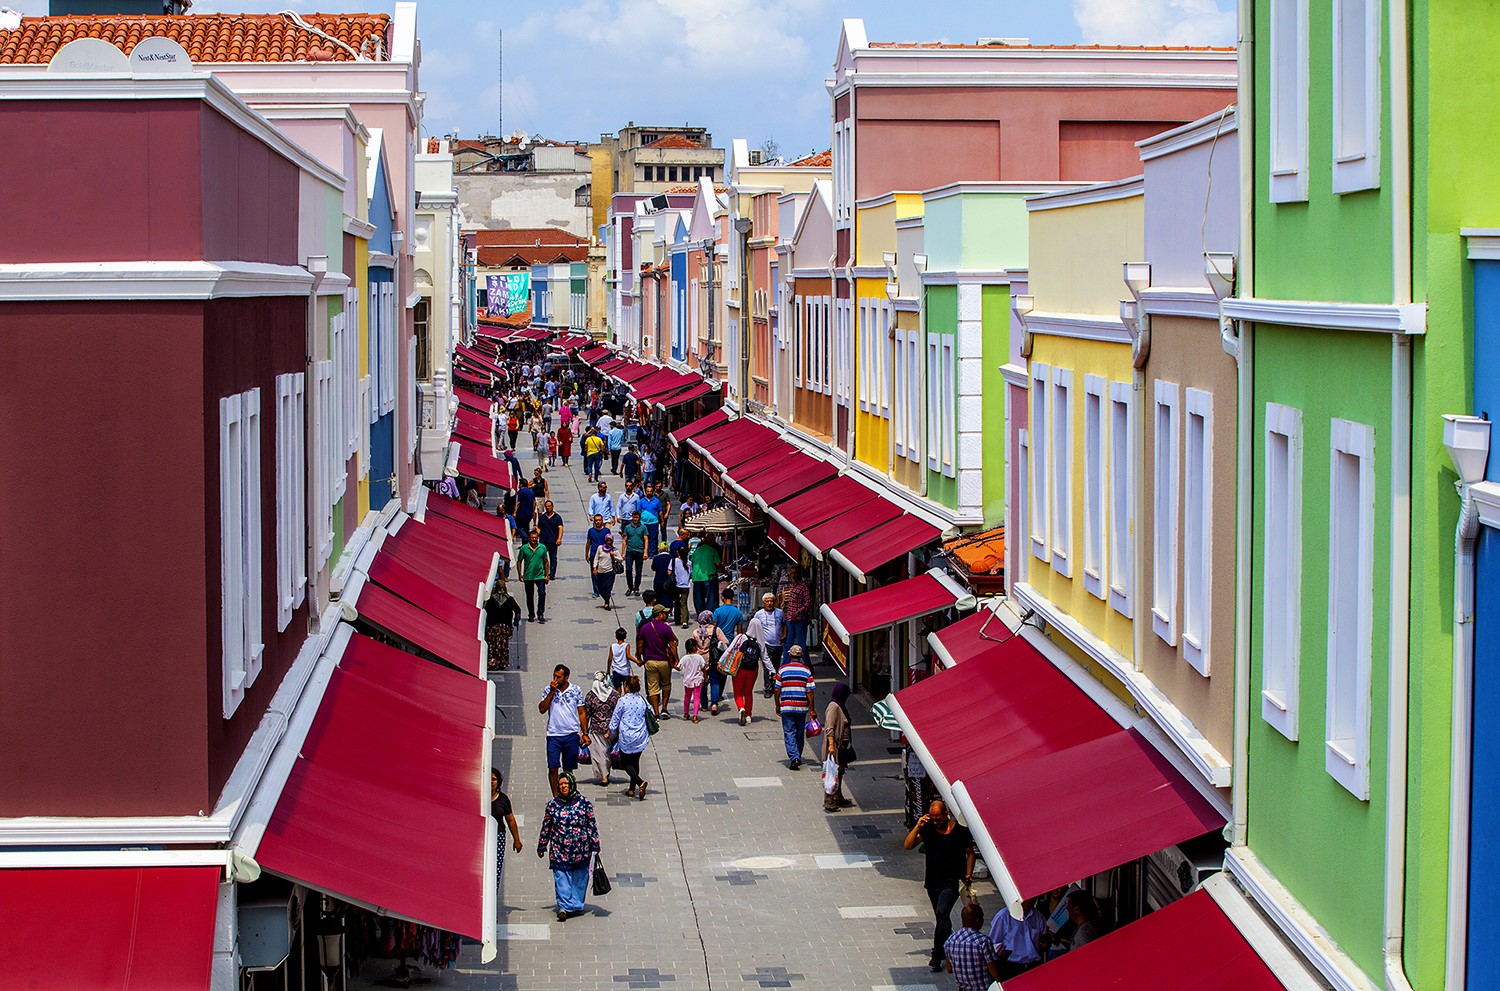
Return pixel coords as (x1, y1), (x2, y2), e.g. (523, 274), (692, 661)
(644, 659), (673, 704)
(546, 733), (581, 771)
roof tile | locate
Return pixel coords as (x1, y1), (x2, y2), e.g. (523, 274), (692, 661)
(0, 12), (391, 65)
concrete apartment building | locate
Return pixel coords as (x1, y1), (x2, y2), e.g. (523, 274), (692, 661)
(601, 123), (725, 195)
(452, 135), (594, 238)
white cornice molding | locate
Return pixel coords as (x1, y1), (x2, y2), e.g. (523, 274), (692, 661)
(1137, 107), (1237, 160)
(1221, 297), (1427, 335)
(316, 272), (351, 296)
(922, 269), (1015, 287)
(0, 73), (347, 192)
(895, 216), (924, 230)
(999, 362), (1029, 387)
(369, 251), (397, 269)
(1461, 228), (1500, 260)
(1011, 582), (1233, 792)
(893, 298), (920, 312)
(1470, 480), (1500, 529)
(0, 260), (316, 300)
(855, 47), (1235, 64)
(845, 70), (1237, 89)
(1138, 287), (1221, 319)
(854, 189), (921, 210)
(851, 265), (891, 279)
(1026, 175), (1144, 211)
(343, 215), (376, 239)
(418, 191), (459, 207)
(1019, 311), (1131, 343)
(924, 180), (1086, 202)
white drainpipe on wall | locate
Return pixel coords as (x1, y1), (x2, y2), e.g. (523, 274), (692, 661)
(1385, 2), (1417, 989)
(1231, 0), (1255, 852)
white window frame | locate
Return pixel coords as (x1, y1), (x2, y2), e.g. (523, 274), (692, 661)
(1270, 0), (1310, 202)
(1331, 0), (1381, 193)
(359, 375), (372, 481)
(329, 308), (347, 500)
(822, 298), (835, 397)
(1262, 402), (1304, 741)
(406, 333), (417, 456)
(857, 299), (870, 411)
(1018, 427), (1031, 583)
(313, 360), (335, 570)
(1029, 363), (1050, 561)
(1050, 367), (1073, 577)
(343, 287), (359, 459)
(940, 336), (956, 477)
(220, 388), (263, 718)
(379, 283), (397, 415)
(839, 298), (853, 406)
(1326, 418), (1375, 799)
(905, 332), (920, 463)
(274, 373), (307, 633)
(927, 336), (943, 469)
(1108, 381), (1133, 617)
(893, 327), (908, 457)
(1182, 388), (1213, 675)
(1152, 380), (1180, 645)
(876, 302), (890, 416)
(793, 296), (804, 387)
(1082, 374), (1106, 599)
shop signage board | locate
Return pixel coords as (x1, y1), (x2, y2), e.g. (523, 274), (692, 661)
(726, 484), (757, 521)
(688, 447), (711, 474)
(823, 622), (848, 675)
(768, 519), (800, 560)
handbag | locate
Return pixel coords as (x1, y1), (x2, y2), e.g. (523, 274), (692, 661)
(592, 851), (612, 896)
(644, 708), (660, 736)
(612, 553), (624, 574)
(838, 743), (858, 765)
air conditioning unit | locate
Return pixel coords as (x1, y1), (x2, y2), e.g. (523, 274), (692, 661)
(1145, 841), (1222, 911)
(646, 194), (670, 213)
(748, 150), (764, 165)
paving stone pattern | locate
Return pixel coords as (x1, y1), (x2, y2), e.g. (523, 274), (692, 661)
(347, 455), (999, 990)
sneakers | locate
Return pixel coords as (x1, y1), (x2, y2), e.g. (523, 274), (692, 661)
(789, 759), (801, 771)
(738, 708), (748, 726)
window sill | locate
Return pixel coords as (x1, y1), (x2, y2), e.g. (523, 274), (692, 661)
(1182, 634), (1209, 677)
(1261, 690), (1297, 742)
(1050, 549), (1071, 578)
(1030, 537), (1048, 563)
(1108, 584), (1131, 618)
(1151, 607), (1176, 646)
(1082, 568), (1104, 601)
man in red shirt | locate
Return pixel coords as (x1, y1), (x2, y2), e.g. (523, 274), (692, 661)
(779, 565), (813, 655)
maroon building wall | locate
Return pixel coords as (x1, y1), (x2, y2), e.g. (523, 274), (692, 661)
(0, 101), (205, 263)
(200, 107), (301, 267)
(0, 301), (210, 816)
(201, 294), (309, 796)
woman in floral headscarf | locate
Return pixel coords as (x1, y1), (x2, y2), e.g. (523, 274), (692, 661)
(536, 770), (600, 921)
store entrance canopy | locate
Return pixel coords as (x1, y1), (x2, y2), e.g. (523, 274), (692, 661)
(0, 866), (220, 990)
(668, 407), (731, 445)
(829, 513), (945, 583)
(819, 569), (973, 644)
(342, 573), (486, 677)
(250, 628), (496, 962)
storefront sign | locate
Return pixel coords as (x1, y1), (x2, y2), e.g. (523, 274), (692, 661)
(768, 519), (799, 560)
(688, 447), (710, 474)
(822, 622), (848, 675)
(726, 484), (756, 521)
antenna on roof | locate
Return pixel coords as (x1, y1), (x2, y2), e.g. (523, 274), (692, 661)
(497, 29), (503, 139)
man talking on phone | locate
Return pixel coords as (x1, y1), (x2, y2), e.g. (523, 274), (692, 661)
(538, 664), (589, 797)
(903, 799), (976, 973)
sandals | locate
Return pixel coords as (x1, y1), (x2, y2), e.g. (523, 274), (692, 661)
(637, 781), (648, 799)
(557, 910), (568, 922)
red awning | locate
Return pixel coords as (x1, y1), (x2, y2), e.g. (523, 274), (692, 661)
(394, 512), (507, 571)
(378, 525), (495, 607)
(455, 455), (516, 491)
(451, 421), (493, 449)
(455, 346), (504, 377)
(799, 499), (904, 559)
(721, 444), (791, 489)
(255, 629), (494, 957)
(927, 607), (1015, 667)
(709, 431), (786, 472)
(596, 357), (628, 375)
(453, 387), (494, 413)
(829, 513), (944, 581)
(578, 344), (612, 363)
(764, 475), (883, 550)
(668, 408), (732, 445)
(1000, 880), (1294, 991)
(689, 416), (757, 454)
(365, 552), (482, 634)
(890, 629), (1225, 918)
(425, 490), (511, 543)
(750, 455), (840, 506)
(954, 727), (1224, 919)
(650, 380), (715, 408)
(0, 866), (220, 990)
(819, 570), (968, 644)
(344, 577), (485, 676)
(452, 368), (491, 391)
(626, 367), (685, 396)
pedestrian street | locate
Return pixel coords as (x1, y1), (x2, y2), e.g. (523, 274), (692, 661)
(348, 453), (992, 991)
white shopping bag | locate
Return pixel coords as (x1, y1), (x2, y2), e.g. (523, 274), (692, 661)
(822, 756), (840, 794)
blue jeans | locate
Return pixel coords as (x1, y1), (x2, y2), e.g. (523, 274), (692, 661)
(625, 550), (644, 591)
(692, 580), (718, 616)
(707, 669), (726, 707)
(553, 863), (590, 913)
(781, 712), (807, 762)
(786, 619), (809, 654)
(645, 523), (660, 552)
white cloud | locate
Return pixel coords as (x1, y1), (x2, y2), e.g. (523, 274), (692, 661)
(1072, 0), (1236, 47)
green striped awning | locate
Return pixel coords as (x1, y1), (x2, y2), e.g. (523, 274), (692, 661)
(871, 697), (902, 731)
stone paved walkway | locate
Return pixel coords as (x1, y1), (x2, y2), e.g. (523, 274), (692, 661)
(348, 453), (999, 991)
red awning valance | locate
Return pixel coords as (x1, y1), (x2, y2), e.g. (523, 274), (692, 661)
(668, 408), (732, 445)
(927, 607), (1015, 668)
(819, 569), (969, 645)
(343, 576), (486, 677)
(799, 500), (904, 560)
(649, 380), (715, 408)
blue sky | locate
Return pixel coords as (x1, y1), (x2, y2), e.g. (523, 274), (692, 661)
(13, 0), (1235, 156)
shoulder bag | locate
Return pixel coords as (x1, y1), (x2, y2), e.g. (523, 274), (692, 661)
(592, 850), (612, 896)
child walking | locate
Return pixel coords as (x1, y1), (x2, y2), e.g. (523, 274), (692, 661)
(607, 627), (637, 691)
(679, 638), (706, 723)
(547, 431), (558, 467)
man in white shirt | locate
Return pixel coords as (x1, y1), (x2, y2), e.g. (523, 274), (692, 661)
(753, 593), (786, 698)
(596, 411), (614, 435)
(537, 664), (589, 797)
(588, 481), (616, 525)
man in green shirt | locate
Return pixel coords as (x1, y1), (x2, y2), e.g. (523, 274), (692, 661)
(689, 533), (722, 616)
(621, 510), (651, 597)
(516, 529), (551, 623)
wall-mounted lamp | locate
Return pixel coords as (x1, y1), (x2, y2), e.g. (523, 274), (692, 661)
(1204, 252), (1237, 300)
(733, 217), (753, 235)
(912, 253), (928, 273)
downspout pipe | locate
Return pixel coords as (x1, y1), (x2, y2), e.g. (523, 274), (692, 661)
(1231, 0), (1254, 852)
(1444, 465), (1482, 991)
(1386, 2), (1416, 989)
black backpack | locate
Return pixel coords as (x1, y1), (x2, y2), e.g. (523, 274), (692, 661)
(739, 637), (762, 667)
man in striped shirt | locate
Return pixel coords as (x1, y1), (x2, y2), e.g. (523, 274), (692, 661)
(773, 645), (816, 770)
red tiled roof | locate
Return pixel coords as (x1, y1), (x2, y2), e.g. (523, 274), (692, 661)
(478, 309), (533, 331)
(663, 184), (730, 194)
(868, 41), (1234, 52)
(0, 12), (391, 65)
(476, 245), (587, 267)
(468, 228), (589, 247)
(787, 150), (832, 167)
(648, 134), (703, 149)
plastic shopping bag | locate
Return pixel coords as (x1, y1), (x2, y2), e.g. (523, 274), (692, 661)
(822, 756), (840, 795)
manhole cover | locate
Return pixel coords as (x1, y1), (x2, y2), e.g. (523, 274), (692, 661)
(730, 855), (794, 870)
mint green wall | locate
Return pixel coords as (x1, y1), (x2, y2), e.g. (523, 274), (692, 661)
(1248, 326), (1391, 980)
(1252, 0), (1392, 304)
(981, 285), (1009, 525)
(925, 285), (957, 509)
(1403, 3), (1500, 983)
(922, 193), (1031, 273)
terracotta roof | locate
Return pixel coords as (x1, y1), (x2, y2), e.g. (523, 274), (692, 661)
(663, 184), (729, 194)
(0, 12), (391, 65)
(477, 245), (587, 267)
(468, 228), (589, 248)
(786, 150), (832, 168)
(478, 309), (533, 331)
(868, 41), (1234, 52)
(648, 134), (703, 149)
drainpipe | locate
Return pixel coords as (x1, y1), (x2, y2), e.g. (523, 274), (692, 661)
(918, 277), (929, 498)
(1441, 414), (1489, 991)
(1231, 0), (1255, 852)
(304, 254), (328, 631)
(1386, 2), (1416, 988)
